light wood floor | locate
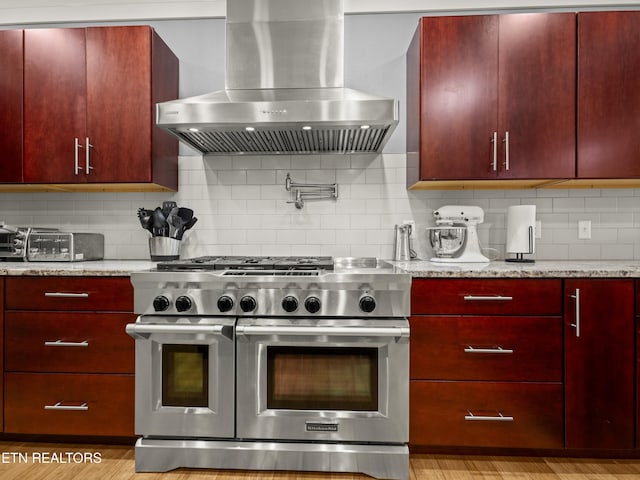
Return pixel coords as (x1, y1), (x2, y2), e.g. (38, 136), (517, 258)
(1, 441), (640, 479)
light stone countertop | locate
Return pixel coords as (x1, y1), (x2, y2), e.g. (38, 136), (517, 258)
(391, 260), (640, 278)
(0, 260), (157, 276)
(1, 260), (640, 278)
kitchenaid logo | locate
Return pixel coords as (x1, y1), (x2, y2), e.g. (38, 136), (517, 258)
(306, 422), (338, 432)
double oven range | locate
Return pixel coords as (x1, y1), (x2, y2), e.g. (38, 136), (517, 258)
(126, 256), (411, 480)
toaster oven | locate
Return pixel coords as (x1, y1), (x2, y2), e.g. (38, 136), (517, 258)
(27, 231), (104, 262)
(0, 225), (30, 260)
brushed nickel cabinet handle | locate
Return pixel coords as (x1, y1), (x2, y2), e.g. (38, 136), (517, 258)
(465, 411), (513, 422)
(491, 131), (498, 171)
(44, 401), (89, 411)
(463, 295), (513, 301)
(570, 288), (581, 337)
(464, 346), (513, 354)
(85, 137), (94, 174)
(74, 137), (83, 175)
(44, 292), (89, 298)
(44, 340), (89, 347)
(503, 130), (510, 171)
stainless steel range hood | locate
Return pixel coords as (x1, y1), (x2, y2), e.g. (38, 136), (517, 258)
(156, 0), (399, 155)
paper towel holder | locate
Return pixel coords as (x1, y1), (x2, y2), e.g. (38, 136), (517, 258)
(505, 226), (535, 263)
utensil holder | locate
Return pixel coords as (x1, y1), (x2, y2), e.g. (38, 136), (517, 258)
(149, 237), (180, 261)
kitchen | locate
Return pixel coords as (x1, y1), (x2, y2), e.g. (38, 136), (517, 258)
(1, 0), (640, 479)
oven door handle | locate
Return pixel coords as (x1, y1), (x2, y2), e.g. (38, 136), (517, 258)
(125, 323), (228, 339)
(236, 325), (410, 338)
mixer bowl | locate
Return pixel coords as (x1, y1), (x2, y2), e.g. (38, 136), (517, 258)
(426, 226), (466, 257)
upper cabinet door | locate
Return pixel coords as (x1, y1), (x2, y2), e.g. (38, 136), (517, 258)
(85, 26), (153, 184)
(20, 26), (178, 191)
(0, 30), (23, 183)
(578, 12), (640, 179)
(498, 13), (576, 179)
(414, 15), (499, 181)
(407, 13), (576, 186)
(23, 28), (88, 183)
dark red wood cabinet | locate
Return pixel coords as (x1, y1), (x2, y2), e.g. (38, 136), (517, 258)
(578, 12), (640, 179)
(406, 13), (575, 186)
(0, 277), (4, 432)
(0, 30), (23, 183)
(564, 279), (635, 449)
(22, 26), (178, 190)
(410, 278), (564, 449)
(3, 276), (136, 437)
(637, 281), (640, 449)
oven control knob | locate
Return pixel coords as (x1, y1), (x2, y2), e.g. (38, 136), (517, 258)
(359, 295), (376, 313)
(240, 295), (257, 312)
(152, 295), (170, 312)
(217, 295), (234, 313)
(282, 295), (299, 313)
(175, 295), (193, 312)
(304, 296), (321, 314)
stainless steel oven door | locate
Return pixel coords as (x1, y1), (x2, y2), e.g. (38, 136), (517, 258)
(235, 318), (409, 444)
(126, 316), (235, 438)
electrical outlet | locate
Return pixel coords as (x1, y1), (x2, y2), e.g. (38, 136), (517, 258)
(535, 220), (542, 239)
(578, 220), (592, 240)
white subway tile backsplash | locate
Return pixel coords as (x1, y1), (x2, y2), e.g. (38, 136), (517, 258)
(218, 170), (247, 185)
(1, 153), (639, 261)
(585, 197), (618, 212)
(553, 197), (585, 212)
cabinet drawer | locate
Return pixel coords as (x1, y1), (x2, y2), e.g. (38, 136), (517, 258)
(412, 279), (562, 315)
(4, 372), (134, 436)
(410, 380), (563, 448)
(5, 312), (135, 373)
(6, 276), (133, 311)
(410, 315), (562, 381)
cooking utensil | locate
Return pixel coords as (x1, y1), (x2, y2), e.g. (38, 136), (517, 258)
(162, 201), (178, 220)
(176, 207), (194, 223)
(153, 207), (167, 237)
(167, 207), (185, 239)
(176, 217), (197, 240)
(137, 208), (154, 235)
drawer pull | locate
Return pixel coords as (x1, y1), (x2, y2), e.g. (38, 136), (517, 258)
(44, 292), (89, 298)
(464, 346), (513, 354)
(44, 401), (89, 411)
(44, 340), (89, 348)
(465, 411), (514, 422)
(463, 295), (513, 301)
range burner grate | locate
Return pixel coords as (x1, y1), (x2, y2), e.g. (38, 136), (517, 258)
(156, 255), (334, 272)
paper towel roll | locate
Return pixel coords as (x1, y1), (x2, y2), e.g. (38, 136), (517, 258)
(506, 205), (536, 254)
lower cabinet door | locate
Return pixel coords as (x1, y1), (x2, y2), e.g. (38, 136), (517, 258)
(4, 372), (134, 436)
(410, 380), (563, 448)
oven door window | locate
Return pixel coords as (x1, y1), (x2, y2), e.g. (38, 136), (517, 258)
(162, 344), (208, 407)
(267, 346), (378, 411)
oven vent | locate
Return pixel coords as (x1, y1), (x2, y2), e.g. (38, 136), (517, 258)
(170, 126), (391, 155)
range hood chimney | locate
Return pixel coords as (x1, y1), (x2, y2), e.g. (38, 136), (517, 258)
(156, 0), (399, 155)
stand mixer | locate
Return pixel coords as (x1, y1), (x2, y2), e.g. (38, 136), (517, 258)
(426, 205), (490, 263)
